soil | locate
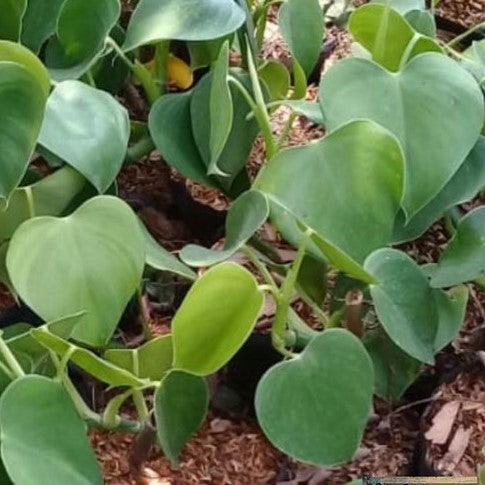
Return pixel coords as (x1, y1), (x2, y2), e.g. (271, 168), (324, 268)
(1, 1), (484, 483)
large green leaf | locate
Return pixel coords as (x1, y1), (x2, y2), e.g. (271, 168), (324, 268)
(154, 370), (208, 465)
(431, 207), (485, 287)
(6, 196), (145, 346)
(365, 249), (438, 364)
(255, 329), (373, 466)
(172, 262), (263, 375)
(393, 136), (485, 242)
(0, 376), (102, 485)
(123, 0), (245, 52)
(20, 0), (65, 53)
(320, 53), (483, 217)
(0, 43), (49, 200)
(254, 120), (403, 263)
(349, 4), (441, 72)
(180, 190), (268, 266)
(278, 0), (324, 77)
(190, 71), (261, 191)
(0, 0), (27, 41)
(370, 0), (425, 14)
(44, 0), (119, 80)
(363, 328), (422, 400)
(148, 92), (215, 187)
(38, 81), (130, 193)
(32, 329), (146, 387)
(0, 167), (86, 243)
(105, 334), (173, 381)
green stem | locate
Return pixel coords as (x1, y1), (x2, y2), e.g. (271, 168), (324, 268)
(241, 245), (278, 289)
(124, 135), (155, 164)
(399, 34), (420, 71)
(296, 288), (328, 326)
(154, 41), (170, 95)
(133, 389), (149, 422)
(277, 112), (297, 149)
(447, 22), (485, 48)
(228, 75), (277, 159)
(24, 186), (35, 219)
(288, 308), (320, 341)
(0, 331), (25, 378)
(271, 229), (313, 352)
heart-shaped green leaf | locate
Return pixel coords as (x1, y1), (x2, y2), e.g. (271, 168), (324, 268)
(172, 262), (263, 376)
(142, 223), (196, 281)
(254, 120), (404, 263)
(255, 329), (374, 466)
(0, 0), (26, 41)
(0, 167), (87, 244)
(105, 334), (173, 380)
(349, 4), (441, 72)
(149, 92), (215, 187)
(38, 81), (130, 193)
(320, 53), (483, 217)
(365, 248), (438, 364)
(0, 43), (49, 200)
(393, 136), (485, 242)
(180, 190), (268, 266)
(20, 0), (65, 53)
(431, 207), (485, 287)
(7, 196), (145, 346)
(0, 375), (102, 485)
(278, 0), (324, 76)
(123, 0), (245, 52)
(154, 370), (208, 465)
(259, 61), (290, 100)
(44, 0), (119, 81)
(363, 328), (421, 400)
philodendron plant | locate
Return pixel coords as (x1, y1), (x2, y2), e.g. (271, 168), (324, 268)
(0, 0), (484, 482)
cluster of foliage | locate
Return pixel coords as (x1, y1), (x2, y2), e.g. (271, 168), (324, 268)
(0, 0), (484, 482)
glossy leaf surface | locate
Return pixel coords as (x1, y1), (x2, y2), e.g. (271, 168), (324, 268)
(172, 263), (263, 375)
(321, 53), (483, 217)
(0, 0), (26, 41)
(7, 196), (145, 346)
(255, 329), (373, 466)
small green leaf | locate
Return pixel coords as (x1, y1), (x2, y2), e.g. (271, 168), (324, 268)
(154, 370), (208, 465)
(142, 224), (196, 281)
(431, 207), (485, 287)
(393, 136), (485, 242)
(255, 329), (374, 466)
(0, 376), (103, 485)
(180, 190), (268, 266)
(105, 334), (173, 380)
(405, 10), (436, 38)
(38, 81), (130, 193)
(123, 0), (245, 52)
(208, 42), (232, 176)
(349, 4), (441, 72)
(365, 249), (438, 364)
(254, 120), (404, 264)
(279, 0), (324, 77)
(32, 330), (146, 387)
(44, 0), (119, 81)
(0, 0), (27, 41)
(258, 60), (290, 100)
(363, 328), (422, 400)
(321, 53), (483, 217)
(149, 92), (215, 187)
(172, 262), (263, 375)
(21, 0), (65, 53)
(7, 196), (145, 346)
